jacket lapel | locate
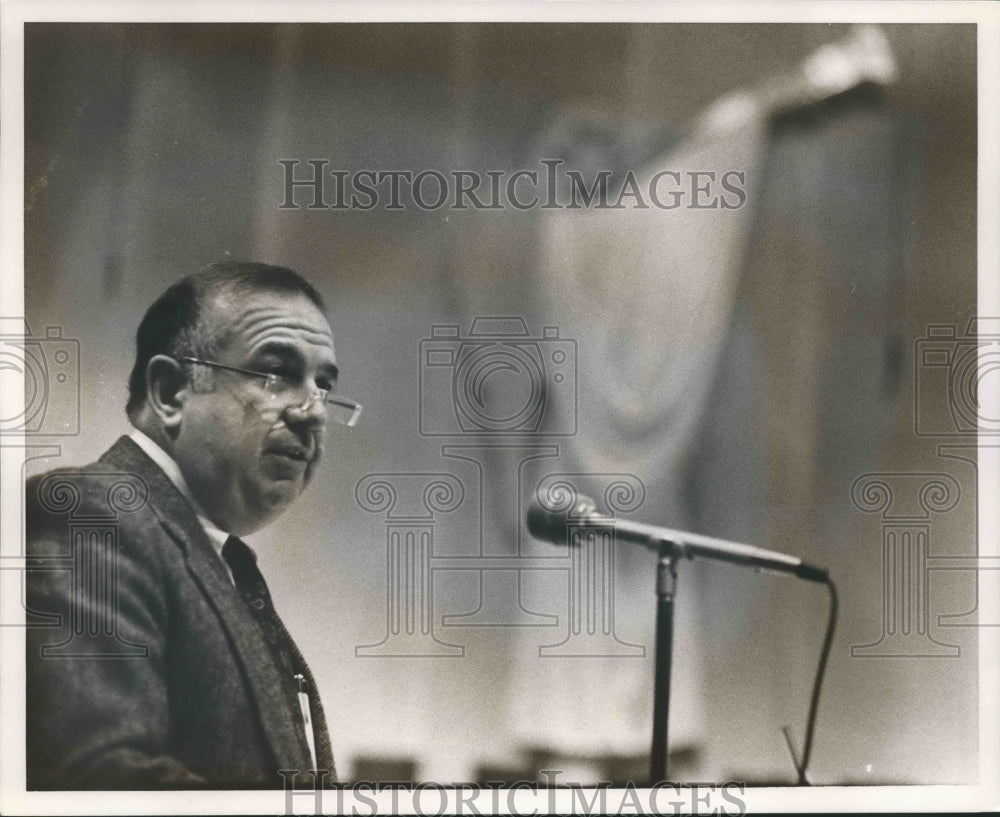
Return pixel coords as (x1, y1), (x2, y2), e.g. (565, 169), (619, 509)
(100, 437), (313, 772)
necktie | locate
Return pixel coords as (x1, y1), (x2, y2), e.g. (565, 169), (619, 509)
(222, 536), (335, 778)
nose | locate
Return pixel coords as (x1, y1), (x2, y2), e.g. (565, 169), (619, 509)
(284, 389), (329, 428)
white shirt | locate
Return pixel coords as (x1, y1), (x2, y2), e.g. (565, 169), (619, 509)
(128, 428), (235, 584)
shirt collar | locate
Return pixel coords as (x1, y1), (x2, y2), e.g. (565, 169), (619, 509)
(128, 427), (231, 558)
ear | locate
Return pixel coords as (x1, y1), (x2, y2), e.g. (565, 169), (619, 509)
(145, 354), (189, 430)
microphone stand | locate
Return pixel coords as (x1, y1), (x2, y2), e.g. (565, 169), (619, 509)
(650, 545), (679, 785)
(527, 499), (832, 785)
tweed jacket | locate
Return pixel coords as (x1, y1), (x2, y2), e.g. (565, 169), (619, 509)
(25, 436), (335, 789)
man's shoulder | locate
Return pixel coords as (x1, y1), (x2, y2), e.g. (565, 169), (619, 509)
(25, 437), (165, 550)
(28, 437), (143, 499)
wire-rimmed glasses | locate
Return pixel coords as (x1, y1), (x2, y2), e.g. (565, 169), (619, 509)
(177, 356), (363, 427)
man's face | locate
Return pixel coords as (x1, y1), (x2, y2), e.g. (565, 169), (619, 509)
(172, 288), (337, 535)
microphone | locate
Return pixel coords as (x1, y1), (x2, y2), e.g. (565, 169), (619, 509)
(527, 496), (829, 583)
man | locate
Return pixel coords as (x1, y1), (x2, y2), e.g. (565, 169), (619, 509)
(25, 260), (360, 789)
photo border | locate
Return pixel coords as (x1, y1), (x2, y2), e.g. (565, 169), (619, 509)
(2, 1), (997, 814)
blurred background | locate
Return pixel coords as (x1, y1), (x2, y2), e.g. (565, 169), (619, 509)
(22, 23), (979, 785)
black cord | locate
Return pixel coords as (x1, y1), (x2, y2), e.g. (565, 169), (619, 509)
(794, 576), (839, 785)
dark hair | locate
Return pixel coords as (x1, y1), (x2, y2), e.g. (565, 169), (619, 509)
(126, 260), (326, 419)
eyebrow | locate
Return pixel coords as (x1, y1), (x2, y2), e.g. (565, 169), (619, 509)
(251, 341), (339, 382)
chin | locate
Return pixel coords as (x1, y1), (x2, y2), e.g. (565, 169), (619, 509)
(236, 504), (292, 537)
(261, 486), (302, 517)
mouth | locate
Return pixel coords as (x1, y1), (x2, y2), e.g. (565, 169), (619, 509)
(265, 444), (312, 463)
(264, 431), (323, 480)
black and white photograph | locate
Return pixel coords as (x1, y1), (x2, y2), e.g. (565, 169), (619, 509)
(1, 1), (997, 814)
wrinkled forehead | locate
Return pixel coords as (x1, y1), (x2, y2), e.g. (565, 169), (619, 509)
(203, 286), (336, 359)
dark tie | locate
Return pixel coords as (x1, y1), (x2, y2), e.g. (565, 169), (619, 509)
(222, 536), (335, 778)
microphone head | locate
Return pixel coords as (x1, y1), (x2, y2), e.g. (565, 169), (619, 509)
(526, 502), (564, 544)
(526, 494), (599, 545)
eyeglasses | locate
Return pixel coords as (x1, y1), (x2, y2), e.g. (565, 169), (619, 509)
(177, 357), (363, 427)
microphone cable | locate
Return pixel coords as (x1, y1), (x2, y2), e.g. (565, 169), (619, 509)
(782, 576), (839, 785)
